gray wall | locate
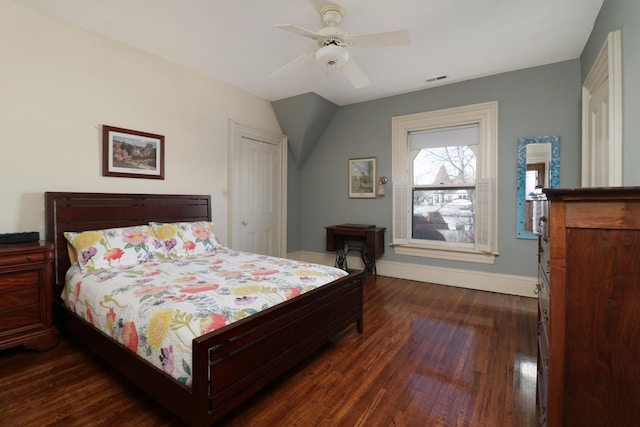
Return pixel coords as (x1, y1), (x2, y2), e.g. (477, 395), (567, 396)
(287, 154), (302, 252)
(294, 60), (582, 277)
(581, 0), (640, 185)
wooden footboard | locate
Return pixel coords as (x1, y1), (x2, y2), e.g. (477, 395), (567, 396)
(192, 270), (364, 426)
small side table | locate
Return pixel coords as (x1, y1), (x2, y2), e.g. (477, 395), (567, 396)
(325, 224), (385, 275)
(0, 241), (59, 351)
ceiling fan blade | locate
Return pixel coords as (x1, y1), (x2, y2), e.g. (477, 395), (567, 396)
(274, 24), (323, 40)
(342, 57), (370, 89)
(269, 50), (316, 78)
(351, 30), (410, 47)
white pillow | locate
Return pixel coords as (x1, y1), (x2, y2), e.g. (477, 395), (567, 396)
(64, 225), (165, 272)
(149, 221), (222, 257)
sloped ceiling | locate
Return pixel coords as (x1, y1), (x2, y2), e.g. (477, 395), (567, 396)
(272, 93), (338, 168)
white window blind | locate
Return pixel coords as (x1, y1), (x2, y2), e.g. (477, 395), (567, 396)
(409, 124), (479, 150)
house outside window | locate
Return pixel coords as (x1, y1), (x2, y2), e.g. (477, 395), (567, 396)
(391, 102), (498, 264)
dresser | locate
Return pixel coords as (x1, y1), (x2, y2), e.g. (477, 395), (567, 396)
(0, 241), (58, 351)
(536, 187), (640, 426)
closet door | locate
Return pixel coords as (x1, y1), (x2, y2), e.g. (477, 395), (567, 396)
(237, 135), (281, 256)
(229, 121), (287, 257)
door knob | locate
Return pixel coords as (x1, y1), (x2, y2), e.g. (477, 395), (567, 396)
(241, 220), (248, 226)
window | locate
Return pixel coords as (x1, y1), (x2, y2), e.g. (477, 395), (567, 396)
(391, 102), (498, 263)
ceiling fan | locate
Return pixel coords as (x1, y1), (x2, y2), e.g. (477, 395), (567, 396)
(270, 3), (410, 89)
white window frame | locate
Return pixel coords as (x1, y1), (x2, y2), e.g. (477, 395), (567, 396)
(391, 101), (499, 264)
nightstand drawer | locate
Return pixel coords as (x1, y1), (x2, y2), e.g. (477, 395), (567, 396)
(0, 270), (41, 289)
(0, 282), (39, 312)
(0, 251), (46, 267)
(0, 304), (41, 333)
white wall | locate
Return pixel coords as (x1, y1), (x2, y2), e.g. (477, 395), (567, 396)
(0, 1), (281, 244)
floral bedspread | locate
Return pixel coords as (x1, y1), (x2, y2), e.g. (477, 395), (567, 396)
(64, 247), (347, 387)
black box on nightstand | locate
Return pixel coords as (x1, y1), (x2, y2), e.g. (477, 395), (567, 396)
(0, 232), (40, 244)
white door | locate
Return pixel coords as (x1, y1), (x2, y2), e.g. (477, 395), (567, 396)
(587, 80), (610, 187)
(238, 136), (280, 255)
(582, 29), (622, 187)
(229, 121), (287, 257)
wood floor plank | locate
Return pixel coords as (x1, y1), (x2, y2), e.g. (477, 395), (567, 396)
(0, 276), (537, 426)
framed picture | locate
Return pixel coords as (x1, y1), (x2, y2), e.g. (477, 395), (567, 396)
(102, 125), (165, 179)
(348, 157), (377, 199)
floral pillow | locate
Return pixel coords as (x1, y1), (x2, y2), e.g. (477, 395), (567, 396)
(64, 225), (165, 272)
(150, 221), (222, 257)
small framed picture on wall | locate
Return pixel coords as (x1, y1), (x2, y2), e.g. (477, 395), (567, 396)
(348, 157), (377, 199)
(102, 125), (165, 180)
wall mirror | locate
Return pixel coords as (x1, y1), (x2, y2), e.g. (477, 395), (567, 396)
(516, 135), (560, 239)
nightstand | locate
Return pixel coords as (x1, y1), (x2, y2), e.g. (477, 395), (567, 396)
(0, 241), (58, 351)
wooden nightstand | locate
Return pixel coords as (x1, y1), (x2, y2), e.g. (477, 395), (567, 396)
(0, 241), (58, 351)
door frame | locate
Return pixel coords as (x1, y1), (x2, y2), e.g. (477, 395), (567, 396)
(228, 120), (288, 257)
(581, 29), (622, 187)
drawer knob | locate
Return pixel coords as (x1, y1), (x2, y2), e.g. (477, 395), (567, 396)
(26, 255), (32, 261)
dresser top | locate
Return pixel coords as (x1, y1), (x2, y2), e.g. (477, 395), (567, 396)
(543, 186), (640, 201)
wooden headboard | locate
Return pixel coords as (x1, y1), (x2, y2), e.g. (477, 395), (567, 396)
(45, 192), (211, 297)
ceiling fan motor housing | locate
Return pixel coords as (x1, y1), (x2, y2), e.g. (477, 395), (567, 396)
(318, 26), (351, 47)
(320, 4), (345, 26)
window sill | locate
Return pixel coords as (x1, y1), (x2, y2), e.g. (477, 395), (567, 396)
(392, 244), (497, 264)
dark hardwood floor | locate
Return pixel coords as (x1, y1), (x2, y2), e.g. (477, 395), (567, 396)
(0, 276), (538, 426)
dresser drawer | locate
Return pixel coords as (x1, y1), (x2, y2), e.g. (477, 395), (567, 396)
(538, 268), (550, 329)
(537, 360), (548, 427)
(538, 236), (550, 281)
(538, 321), (550, 370)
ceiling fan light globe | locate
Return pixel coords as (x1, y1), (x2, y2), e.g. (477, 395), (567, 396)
(315, 45), (349, 68)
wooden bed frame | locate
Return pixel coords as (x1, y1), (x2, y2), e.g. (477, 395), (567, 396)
(45, 192), (364, 426)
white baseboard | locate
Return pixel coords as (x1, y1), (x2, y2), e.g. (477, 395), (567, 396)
(288, 250), (537, 298)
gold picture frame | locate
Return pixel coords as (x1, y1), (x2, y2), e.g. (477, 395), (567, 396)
(348, 157), (377, 199)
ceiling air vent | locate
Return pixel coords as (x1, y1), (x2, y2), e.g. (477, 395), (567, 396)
(426, 74), (448, 83)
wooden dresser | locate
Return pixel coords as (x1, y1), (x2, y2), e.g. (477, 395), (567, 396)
(536, 187), (640, 426)
(0, 241), (58, 351)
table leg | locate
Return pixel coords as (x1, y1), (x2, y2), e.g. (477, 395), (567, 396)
(362, 253), (377, 275)
(335, 246), (347, 270)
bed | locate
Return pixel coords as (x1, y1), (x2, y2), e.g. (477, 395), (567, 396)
(45, 192), (364, 426)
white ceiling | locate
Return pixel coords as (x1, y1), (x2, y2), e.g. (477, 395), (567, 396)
(18, 0), (604, 106)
